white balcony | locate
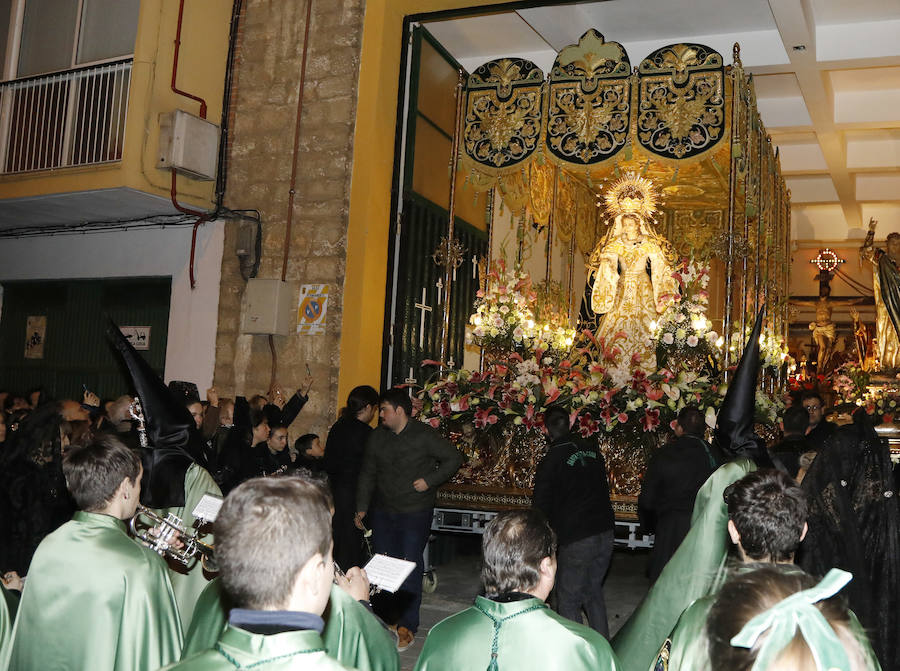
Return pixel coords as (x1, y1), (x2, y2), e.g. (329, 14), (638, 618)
(0, 57), (132, 175)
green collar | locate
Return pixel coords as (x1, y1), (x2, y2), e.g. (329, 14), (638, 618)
(215, 625), (326, 669)
(72, 510), (127, 532)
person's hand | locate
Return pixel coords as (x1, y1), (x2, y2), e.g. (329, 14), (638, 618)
(206, 387), (219, 407)
(301, 374), (313, 396)
(336, 566), (370, 602)
(2, 571), (23, 591)
(270, 384), (286, 410)
(354, 511), (367, 530)
(82, 390), (100, 407)
(868, 217), (878, 232)
(413, 478), (429, 492)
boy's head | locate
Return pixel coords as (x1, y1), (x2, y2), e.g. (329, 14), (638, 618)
(724, 469), (808, 563)
(216, 477), (333, 613)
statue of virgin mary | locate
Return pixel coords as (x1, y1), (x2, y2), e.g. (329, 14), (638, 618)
(583, 174), (678, 372)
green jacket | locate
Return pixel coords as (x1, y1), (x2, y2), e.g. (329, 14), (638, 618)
(0, 586), (18, 665)
(153, 463), (222, 629)
(357, 420), (462, 513)
(611, 458), (756, 671)
(3, 511), (183, 671)
(183, 581), (398, 671)
(414, 596), (620, 671)
(163, 626), (353, 671)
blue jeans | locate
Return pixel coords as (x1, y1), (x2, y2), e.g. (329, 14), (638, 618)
(555, 530), (614, 637)
(369, 507), (433, 632)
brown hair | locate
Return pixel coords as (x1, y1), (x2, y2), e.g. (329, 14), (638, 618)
(482, 510), (556, 596)
(216, 476), (332, 609)
(62, 434), (141, 511)
(706, 567), (868, 671)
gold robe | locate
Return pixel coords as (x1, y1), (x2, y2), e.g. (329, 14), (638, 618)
(591, 238), (677, 371)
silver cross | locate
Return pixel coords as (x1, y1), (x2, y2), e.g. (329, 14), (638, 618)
(414, 288), (432, 349)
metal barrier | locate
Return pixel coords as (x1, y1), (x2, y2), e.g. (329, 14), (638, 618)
(0, 58), (132, 174)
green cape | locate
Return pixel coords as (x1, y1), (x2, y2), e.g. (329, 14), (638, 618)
(414, 596), (620, 671)
(183, 580), (398, 671)
(153, 463), (221, 629)
(163, 625), (353, 671)
(611, 458), (755, 671)
(4, 511), (183, 671)
(0, 586), (18, 665)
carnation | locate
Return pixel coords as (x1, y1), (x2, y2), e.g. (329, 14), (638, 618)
(686, 335), (699, 347)
(662, 332), (674, 345)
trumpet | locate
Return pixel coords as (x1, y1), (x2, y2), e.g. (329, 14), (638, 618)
(129, 505), (218, 573)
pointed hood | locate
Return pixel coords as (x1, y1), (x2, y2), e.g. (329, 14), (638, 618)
(714, 309), (767, 460)
(107, 319), (201, 507)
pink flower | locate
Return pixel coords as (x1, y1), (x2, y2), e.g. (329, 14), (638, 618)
(428, 417), (441, 428)
(578, 413), (599, 437)
(640, 408), (660, 432)
(474, 407), (498, 429)
(646, 388), (665, 402)
(617, 413), (628, 423)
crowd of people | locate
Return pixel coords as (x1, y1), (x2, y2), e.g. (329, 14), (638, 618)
(0, 322), (897, 671)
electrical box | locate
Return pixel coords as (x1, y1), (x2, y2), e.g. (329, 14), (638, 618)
(241, 279), (297, 336)
(158, 109), (220, 181)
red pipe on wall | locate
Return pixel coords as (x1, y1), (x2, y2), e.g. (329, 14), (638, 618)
(170, 169), (209, 289)
(171, 0), (208, 119)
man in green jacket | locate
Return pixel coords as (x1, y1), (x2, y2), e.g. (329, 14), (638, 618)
(3, 435), (183, 671)
(163, 477), (352, 671)
(414, 510), (620, 671)
(355, 388), (463, 651)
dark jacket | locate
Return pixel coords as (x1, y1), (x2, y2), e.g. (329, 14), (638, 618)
(356, 419), (463, 514)
(532, 433), (615, 546)
(806, 420), (837, 450)
(638, 433), (719, 581)
(324, 416), (372, 498)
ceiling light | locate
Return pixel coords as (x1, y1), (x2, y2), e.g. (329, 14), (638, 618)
(792, 45), (806, 51)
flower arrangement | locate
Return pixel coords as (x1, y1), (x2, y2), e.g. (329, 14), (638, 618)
(652, 259), (720, 371)
(466, 260), (576, 357)
(729, 320), (791, 371)
(831, 362), (870, 404)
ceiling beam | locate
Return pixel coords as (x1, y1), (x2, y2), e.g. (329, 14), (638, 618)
(767, 0), (862, 233)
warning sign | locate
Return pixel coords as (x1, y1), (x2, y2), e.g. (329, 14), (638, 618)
(297, 284), (328, 335)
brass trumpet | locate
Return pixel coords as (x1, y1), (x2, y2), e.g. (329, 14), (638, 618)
(129, 505), (218, 573)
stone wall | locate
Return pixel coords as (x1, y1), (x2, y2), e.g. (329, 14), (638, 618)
(213, 0), (365, 438)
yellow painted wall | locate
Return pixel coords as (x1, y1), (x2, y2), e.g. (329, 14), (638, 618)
(339, 0), (519, 403)
(0, 0), (231, 210)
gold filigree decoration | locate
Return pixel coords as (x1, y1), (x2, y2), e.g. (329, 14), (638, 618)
(555, 178), (577, 238)
(671, 210), (723, 258)
(637, 44), (725, 160)
(575, 190), (599, 255)
(464, 59), (544, 173)
(603, 172), (660, 220)
(546, 30), (631, 166)
(528, 161), (554, 228)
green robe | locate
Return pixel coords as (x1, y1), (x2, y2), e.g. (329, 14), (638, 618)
(154, 463), (222, 629)
(163, 625), (353, 671)
(183, 580), (398, 671)
(611, 458), (755, 671)
(413, 596), (620, 671)
(3, 511), (183, 671)
(0, 586), (18, 665)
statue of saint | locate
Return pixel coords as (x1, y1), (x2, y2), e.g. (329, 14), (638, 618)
(860, 218), (900, 370)
(586, 174), (678, 372)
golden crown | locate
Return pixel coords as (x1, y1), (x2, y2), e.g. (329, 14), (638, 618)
(603, 172), (659, 219)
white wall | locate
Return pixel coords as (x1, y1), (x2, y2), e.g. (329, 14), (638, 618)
(0, 221), (225, 394)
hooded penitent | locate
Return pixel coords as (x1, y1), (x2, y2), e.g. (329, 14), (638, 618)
(712, 309), (773, 466)
(107, 320), (204, 507)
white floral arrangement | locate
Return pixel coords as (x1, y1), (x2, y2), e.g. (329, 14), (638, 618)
(729, 321), (792, 371)
(652, 259), (721, 366)
(467, 260), (575, 356)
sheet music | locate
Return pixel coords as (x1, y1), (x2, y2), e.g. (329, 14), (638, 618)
(192, 494), (224, 523)
(363, 554), (416, 593)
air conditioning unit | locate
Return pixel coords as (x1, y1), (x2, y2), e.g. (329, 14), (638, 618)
(158, 109), (219, 181)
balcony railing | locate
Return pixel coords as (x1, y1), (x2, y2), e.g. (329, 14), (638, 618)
(0, 58), (132, 175)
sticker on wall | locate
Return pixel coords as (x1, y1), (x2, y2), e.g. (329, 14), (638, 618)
(120, 326), (151, 351)
(24, 315), (46, 359)
(297, 284), (329, 335)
